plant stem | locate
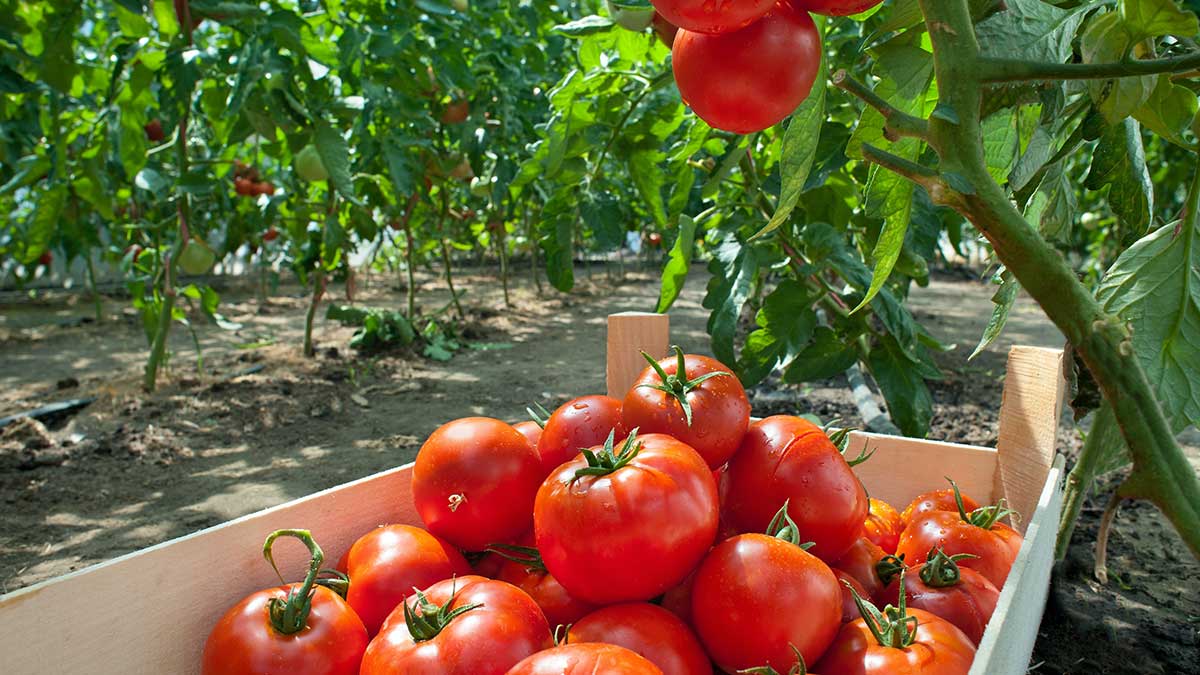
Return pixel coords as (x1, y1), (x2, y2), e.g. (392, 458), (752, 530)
(911, 0), (1200, 557)
(84, 252), (102, 322)
(497, 227), (511, 307)
(399, 190), (421, 318)
(303, 269), (325, 358)
(1057, 403), (1119, 559)
(1094, 490), (1125, 584)
(526, 205), (543, 295)
(438, 190), (465, 321)
(978, 51), (1200, 83)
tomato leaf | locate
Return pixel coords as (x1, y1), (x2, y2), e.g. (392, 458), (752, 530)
(655, 214), (696, 313)
(975, 0), (1092, 64)
(782, 327), (857, 383)
(22, 184), (66, 264)
(628, 145), (667, 226)
(1133, 75), (1200, 149)
(552, 16), (615, 37)
(1081, 11), (1157, 123)
(314, 119), (360, 204)
(971, 269), (1020, 360)
(703, 238), (759, 367)
(1120, 0), (1199, 42)
(868, 333), (934, 438)
(1084, 118), (1153, 236)
(737, 280), (817, 387)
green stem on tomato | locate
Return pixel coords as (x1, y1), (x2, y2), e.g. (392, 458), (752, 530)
(261, 529), (325, 635)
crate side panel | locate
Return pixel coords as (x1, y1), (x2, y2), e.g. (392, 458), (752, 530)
(0, 464), (418, 675)
(847, 431), (1000, 506)
(971, 456), (1064, 675)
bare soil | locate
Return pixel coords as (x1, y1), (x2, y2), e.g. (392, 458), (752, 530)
(1, 265), (1195, 672)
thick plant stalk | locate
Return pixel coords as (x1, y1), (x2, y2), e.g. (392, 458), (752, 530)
(303, 269), (326, 358)
(856, 0), (1200, 557)
(84, 252), (102, 322)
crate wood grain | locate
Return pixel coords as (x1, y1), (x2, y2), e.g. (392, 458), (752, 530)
(0, 314), (1065, 675)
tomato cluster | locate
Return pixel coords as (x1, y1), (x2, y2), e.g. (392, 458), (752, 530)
(202, 348), (1024, 674)
(232, 161), (275, 197)
(641, 0), (884, 134)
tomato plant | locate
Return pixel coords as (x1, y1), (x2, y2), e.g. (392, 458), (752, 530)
(534, 430), (718, 604)
(413, 417), (544, 551)
(359, 575), (549, 675)
(201, 530), (367, 675)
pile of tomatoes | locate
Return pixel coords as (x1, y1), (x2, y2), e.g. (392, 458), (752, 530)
(202, 347), (1023, 674)
(644, 0), (884, 134)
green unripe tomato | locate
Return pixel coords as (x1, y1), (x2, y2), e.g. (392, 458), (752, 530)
(294, 145), (329, 183)
(178, 238), (216, 275)
(606, 0), (655, 31)
(451, 0), (468, 11)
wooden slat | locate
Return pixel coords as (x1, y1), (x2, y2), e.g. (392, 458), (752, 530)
(971, 456), (1065, 675)
(994, 347), (1066, 534)
(0, 465), (423, 675)
(605, 311), (670, 399)
(846, 431), (999, 507)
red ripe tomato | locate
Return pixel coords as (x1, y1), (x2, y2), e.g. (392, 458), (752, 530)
(791, 0), (886, 17)
(361, 576), (549, 675)
(621, 347), (750, 469)
(691, 517), (842, 671)
(896, 510), (1023, 589)
(649, 0), (775, 34)
(201, 530), (368, 675)
(235, 177), (254, 195)
(832, 536), (887, 602)
(37, 251), (53, 266)
(413, 417), (544, 551)
(647, 232), (663, 247)
(834, 569), (871, 624)
(724, 415), (868, 562)
(652, 12), (679, 48)
(568, 603), (710, 675)
(263, 227), (279, 242)
(342, 524), (472, 635)
(489, 536), (598, 629)
(535, 432), (718, 604)
(513, 420), (543, 450)
(901, 488), (981, 524)
(878, 549), (1000, 645)
(863, 497), (904, 554)
(673, 2), (821, 134)
(659, 569), (698, 626)
(256, 181), (276, 196)
(440, 99), (470, 124)
(505, 643), (664, 674)
(144, 118), (165, 142)
(537, 395), (626, 475)
(814, 606), (976, 674)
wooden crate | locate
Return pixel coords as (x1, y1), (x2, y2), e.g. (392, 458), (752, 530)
(0, 312), (1066, 674)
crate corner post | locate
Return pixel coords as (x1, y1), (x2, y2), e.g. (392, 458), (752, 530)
(605, 312), (670, 399)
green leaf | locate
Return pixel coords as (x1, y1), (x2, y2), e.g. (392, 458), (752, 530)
(868, 333), (934, 437)
(971, 269), (1020, 360)
(981, 109), (1019, 184)
(1035, 162), (1078, 241)
(703, 239), (759, 367)
(853, 150), (919, 314)
(1133, 74), (1199, 148)
(152, 0), (179, 38)
(656, 214), (697, 313)
(628, 146), (667, 226)
(782, 327), (857, 383)
(1120, 0), (1199, 41)
(314, 120), (359, 204)
(41, 5), (81, 93)
(22, 185), (66, 264)
(1096, 218), (1200, 431)
(1081, 11), (1157, 123)
(751, 50), (826, 240)
(738, 280), (817, 387)
(975, 0), (1093, 63)
(1084, 118), (1153, 235)
(552, 16), (615, 37)
(1009, 125), (1055, 192)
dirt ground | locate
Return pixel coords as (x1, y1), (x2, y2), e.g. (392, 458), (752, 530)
(1, 263), (1196, 672)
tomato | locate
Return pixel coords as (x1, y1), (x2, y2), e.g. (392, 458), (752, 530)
(790, 0), (885, 17)
(256, 181), (276, 196)
(513, 420), (544, 450)
(263, 227), (279, 242)
(505, 643), (664, 674)
(672, 2), (821, 134)
(535, 431), (718, 604)
(441, 99), (470, 124)
(896, 510), (1022, 589)
(413, 416), (544, 551)
(178, 238), (216, 275)
(568, 603), (710, 675)
(537, 395), (626, 475)
(342, 523), (472, 635)
(862, 497), (904, 554)
(658, 569), (697, 626)
(37, 251), (53, 266)
(724, 415), (868, 562)
(295, 145), (329, 182)
(621, 346), (749, 469)
(814, 600), (975, 675)
(201, 530), (368, 675)
(690, 508), (842, 672)
(649, 0), (775, 34)
(832, 536), (887, 602)
(144, 118), (165, 142)
(652, 12), (679, 48)
(647, 232), (663, 247)
(901, 488), (980, 524)
(235, 177), (254, 195)
(834, 569), (871, 624)
(488, 535), (597, 629)
(360, 576), (549, 675)
(878, 548), (1000, 645)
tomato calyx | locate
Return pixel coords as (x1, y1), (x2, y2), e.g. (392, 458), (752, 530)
(637, 345), (731, 427)
(766, 500), (816, 551)
(845, 573), (919, 649)
(574, 428), (642, 479)
(402, 580), (484, 642)
(485, 543), (548, 573)
(919, 546), (977, 588)
(823, 419), (875, 467)
(876, 553), (907, 586)
(526, 401), (551, 429)
(261, 528), (333, 635)
(314, 569), (351, 599)
(737, 645), (808, 675)
(947, 477), (1015, 529)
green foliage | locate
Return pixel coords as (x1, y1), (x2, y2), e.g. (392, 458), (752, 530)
(327, 305), (416, 352)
